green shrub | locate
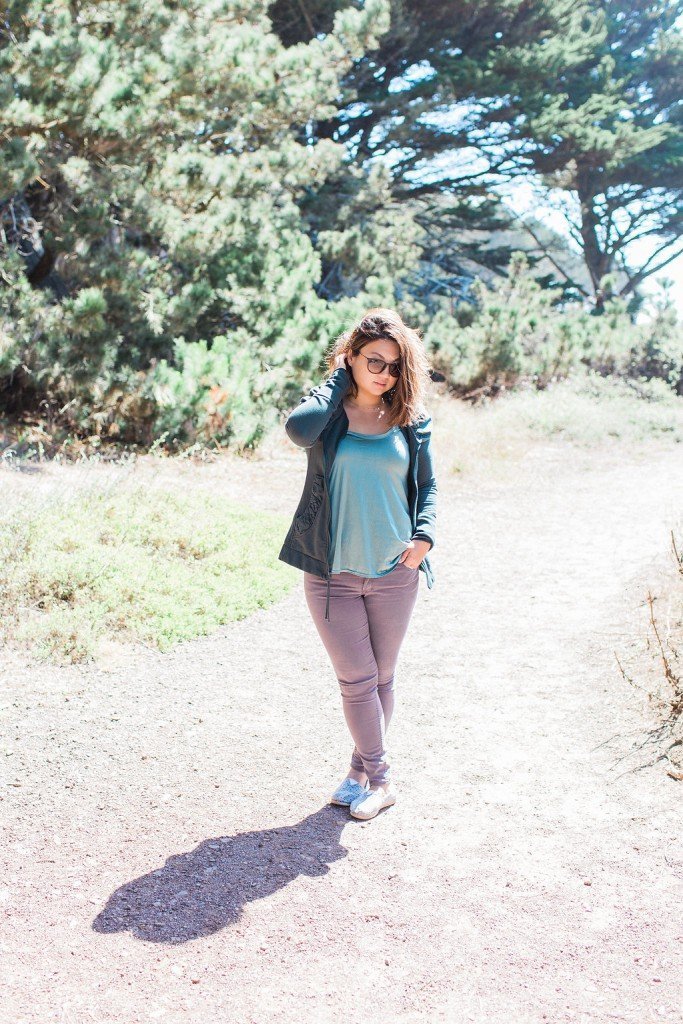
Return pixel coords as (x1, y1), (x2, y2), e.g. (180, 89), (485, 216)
(424, 253), (683, 396)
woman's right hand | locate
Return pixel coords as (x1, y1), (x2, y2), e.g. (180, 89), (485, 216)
(333, 351), (349, 372)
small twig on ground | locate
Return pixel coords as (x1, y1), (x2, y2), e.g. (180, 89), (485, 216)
(671, 529), (683, 577)
(646, 590), (681, 700)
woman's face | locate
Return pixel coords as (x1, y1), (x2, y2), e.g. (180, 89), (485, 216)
(347, 338), (401, 400)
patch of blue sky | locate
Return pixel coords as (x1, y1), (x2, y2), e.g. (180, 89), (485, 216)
(387, 60), (437, 94)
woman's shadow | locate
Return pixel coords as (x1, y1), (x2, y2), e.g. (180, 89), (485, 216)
(92, 806), (349, 944)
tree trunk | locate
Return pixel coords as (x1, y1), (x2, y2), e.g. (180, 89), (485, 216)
(576, 166), (611, 310)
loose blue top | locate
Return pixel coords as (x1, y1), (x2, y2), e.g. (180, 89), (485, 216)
(328, 425), (413, 577)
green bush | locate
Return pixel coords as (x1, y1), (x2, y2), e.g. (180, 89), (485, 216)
(424, 253), (683, 396)
(0, 0), (393, 449)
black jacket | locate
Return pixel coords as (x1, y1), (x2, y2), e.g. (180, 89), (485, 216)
(278, 366), (437, 620)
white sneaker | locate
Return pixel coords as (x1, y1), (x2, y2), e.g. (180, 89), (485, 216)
(349, 782), (397, 820)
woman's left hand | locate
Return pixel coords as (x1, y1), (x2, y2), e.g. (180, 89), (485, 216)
(399, 539), (432, 569)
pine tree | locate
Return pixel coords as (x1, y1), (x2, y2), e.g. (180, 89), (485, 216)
(270, 0), (683, 306)
(0, 0), (390, 446)
(268, 0), (519, 301)
(447, 0), (683, 305)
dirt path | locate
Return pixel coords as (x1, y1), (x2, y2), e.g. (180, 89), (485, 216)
(2, 435), (683, 1024)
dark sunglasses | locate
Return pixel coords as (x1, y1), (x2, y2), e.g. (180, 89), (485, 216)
(357, 351), (402, 378)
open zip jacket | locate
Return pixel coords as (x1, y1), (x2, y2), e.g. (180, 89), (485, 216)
(278, 366), (437, 620)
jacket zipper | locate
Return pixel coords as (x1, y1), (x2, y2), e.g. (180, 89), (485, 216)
(322, 444), (332, 620)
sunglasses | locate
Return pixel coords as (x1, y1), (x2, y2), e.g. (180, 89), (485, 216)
(357, 351), (402, 378)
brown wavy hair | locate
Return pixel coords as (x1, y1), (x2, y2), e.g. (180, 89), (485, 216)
(326, 307), (432, 428)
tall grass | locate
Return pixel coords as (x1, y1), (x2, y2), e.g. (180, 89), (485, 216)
(431, 371), (683, 479)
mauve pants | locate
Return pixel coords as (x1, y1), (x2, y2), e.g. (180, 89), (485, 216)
(303, 562), (420, 785)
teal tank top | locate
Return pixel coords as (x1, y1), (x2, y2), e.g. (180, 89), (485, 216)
(328, 425), (413, 577)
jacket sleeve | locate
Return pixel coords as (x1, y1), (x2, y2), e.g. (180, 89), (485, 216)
(411, 416), (437, 551)
(284, 367), (351, 449)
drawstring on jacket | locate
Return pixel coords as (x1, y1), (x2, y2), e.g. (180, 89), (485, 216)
(325, 575), (331, 621)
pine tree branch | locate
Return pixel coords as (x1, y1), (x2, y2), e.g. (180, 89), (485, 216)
(506, 209), (589, 298)
(618, 242), (683, 297)
(2, 117), (71, 138)
(295, 0), (315, 39)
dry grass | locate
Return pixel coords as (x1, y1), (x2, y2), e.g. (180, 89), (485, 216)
(429, 371), (683, 481)
(613, 524), (683, 778)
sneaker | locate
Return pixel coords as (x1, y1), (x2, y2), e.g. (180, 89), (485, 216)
(329, 777), (369, 806)
(349, 782), (397, 820)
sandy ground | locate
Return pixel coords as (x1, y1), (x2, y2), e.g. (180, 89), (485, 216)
(1, 427), (683, 1024)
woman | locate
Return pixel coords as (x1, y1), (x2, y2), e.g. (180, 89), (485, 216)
(278, 308), (437, 821)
